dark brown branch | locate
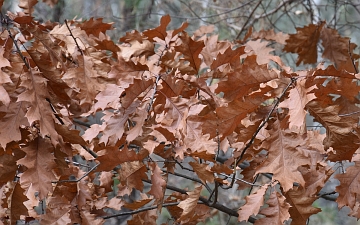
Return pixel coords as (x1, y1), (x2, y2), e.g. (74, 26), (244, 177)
(45, 99), (98, 158)
(102, 201), (181, 219)
(208, 181), (219, 206)
(6, 27), (31, 69)
(64, 19), (83, 55)
(142, 179), (246, 219)
(162, 169), (205, 187)
(318, 191), (337, 201)
(46, 98), (65, 125)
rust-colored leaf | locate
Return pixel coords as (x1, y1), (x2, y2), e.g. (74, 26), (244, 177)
(285, 186), (321, 225)
(17, 70), (59, 146)
(174, 32), (205, 74)
(284, 22), (325, 65)
(8, 182), (29, 225)
(189, 161), (214, 184)
(119, 161), (148, 191)
(143, 15), (171, 41)
(215, 55), (278, 102)
(78, 18), (113, 37)
(17, 137), (57, 200)
(320, 27), (359, 72)
(307, 100), (360, 161)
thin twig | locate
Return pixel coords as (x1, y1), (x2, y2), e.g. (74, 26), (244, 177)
(147, 74), (161, 112)
(208, 182), (219, 206)
(219, 173), (262, 187)
(6, 27), (30, 69)
(64, 159), (92, 168)
(64, 19), (83, 55)
(162, 169), (210, 191)
(53, 163), (99, 183)
(238, 0), (296, 38)
(236, 0), (262, 39)
(46, 98), (65, 125)
(102, 201), (182, 219)
(142, 179), (244, 219)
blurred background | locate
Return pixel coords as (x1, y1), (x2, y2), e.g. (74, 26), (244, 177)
(4, 0), (360, 224)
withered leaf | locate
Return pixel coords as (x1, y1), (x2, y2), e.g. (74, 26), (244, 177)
(254, 191), (291, 225)
(284, 22), (325, 66)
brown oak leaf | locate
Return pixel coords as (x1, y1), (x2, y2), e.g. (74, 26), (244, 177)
(177, 185), (203, 222)
(284, 22), (325, 65)
(17, 137), (57, 200)
(285, 186), (321, 225)
(335, 161), (360, 209)
(238, 184), (269, 222)
(254, 191), (291, 225)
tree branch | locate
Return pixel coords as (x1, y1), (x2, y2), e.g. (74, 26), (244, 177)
(65, 19), (83, 55)
(142, 179), (245, 219)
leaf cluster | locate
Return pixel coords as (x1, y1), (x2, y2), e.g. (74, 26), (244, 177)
(0, 1), (359, 224)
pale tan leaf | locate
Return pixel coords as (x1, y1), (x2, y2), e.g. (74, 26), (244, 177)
(178, 185), (203, 222)
(238, 184), (269, 222)
(254, 191), (291, 225)
(120, 40), (154, 61)
(279, 77), (316, 129)
(256, 119), (310, 192)
(148, 162), (166, 200)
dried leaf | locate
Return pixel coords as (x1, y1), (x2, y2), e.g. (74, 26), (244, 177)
(320, 27), (359, 72)
(178, 185), (203, 222)
(78, 18), (113, 37)
(189, 161), (214, 184)
(335, 161), (360, 209)
(307, 100), (360, 161)
(256, 118), (310, 192)
(254, 191), (291, 225)
(279, 77), (317, 129)
(148, 162), (166, 200)
(238, 184), (269, 222)
(285, 186), (321, 225)
(284, 22), (325, 65)
(8, 182), (28, 224)
(17, 137), (57, 200)
(174, 32), (205, 74)
(18, 0), (38, 15)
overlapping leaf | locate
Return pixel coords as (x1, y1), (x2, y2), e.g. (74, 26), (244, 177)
(255, 118), (311, 192)
(254, 190), (291, 225)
